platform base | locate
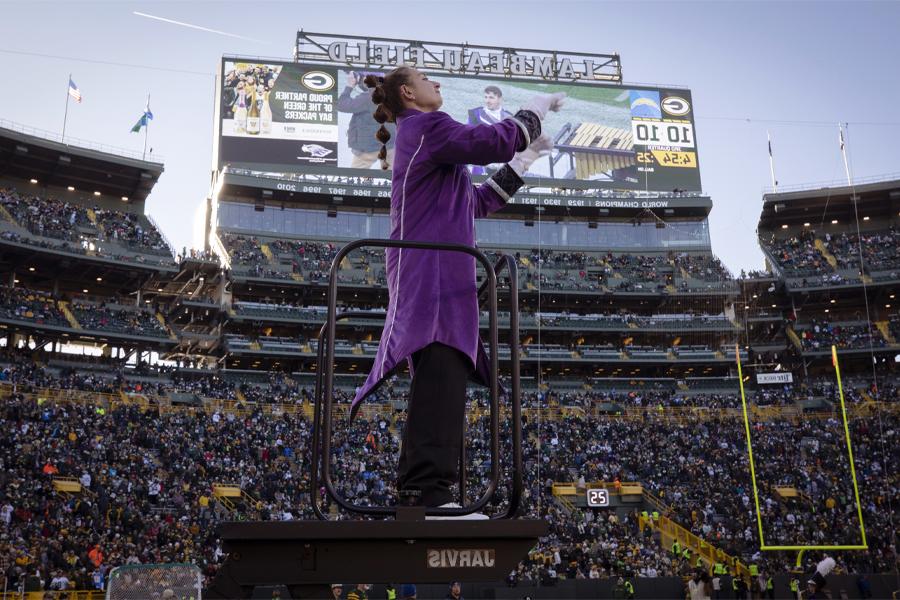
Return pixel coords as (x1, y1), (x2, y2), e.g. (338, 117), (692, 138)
(206, 519), (547, 599)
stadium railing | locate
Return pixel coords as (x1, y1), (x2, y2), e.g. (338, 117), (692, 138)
(549, 480), (751, 575)
(4, 380), (898, 424)
(0, 117), (164, 162)
(639, 513), (751, 578)
(0, 382), (125, 407)
(552, 481), (674, 516)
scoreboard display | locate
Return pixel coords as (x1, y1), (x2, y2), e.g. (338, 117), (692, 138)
(217, 58), (702, 193)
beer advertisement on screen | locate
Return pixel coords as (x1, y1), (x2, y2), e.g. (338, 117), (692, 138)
(219, 58), (701, 192)
(220, 60), (339, 166)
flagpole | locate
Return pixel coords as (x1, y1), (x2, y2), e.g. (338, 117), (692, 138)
(143, 92), (150, 160)
(62, 73), (71, 143)
(839, 124), (884, 420)
(839, 123), (853, 187)
(766, 130), (777, 192)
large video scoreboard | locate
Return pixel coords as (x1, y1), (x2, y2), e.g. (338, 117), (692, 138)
(215, 33), (702, 194)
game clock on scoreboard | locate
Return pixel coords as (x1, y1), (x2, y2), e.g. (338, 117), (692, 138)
(586, 488), (610, 508)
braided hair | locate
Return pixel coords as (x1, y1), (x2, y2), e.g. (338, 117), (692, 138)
(365, 67), (414, 170)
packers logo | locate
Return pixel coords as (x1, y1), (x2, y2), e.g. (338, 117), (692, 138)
(301, 71), (335, 92)
(662, 96), (690, 116)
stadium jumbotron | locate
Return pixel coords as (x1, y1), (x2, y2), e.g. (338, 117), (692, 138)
(1, 12), (899, 600)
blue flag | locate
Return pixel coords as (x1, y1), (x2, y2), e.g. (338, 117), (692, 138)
(130, 100), (153, 133)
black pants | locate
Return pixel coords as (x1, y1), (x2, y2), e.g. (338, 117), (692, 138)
(396, 342), (472, 507)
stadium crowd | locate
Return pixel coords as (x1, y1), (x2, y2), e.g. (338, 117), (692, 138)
(765, 226), (900, 280)
(765, 230), (829, 276)
(0, 353), (897, 594)
(219, 235), (736, 292)
(93, 209), (169, 257)
(673, 254), (732, 282)
(823, 228), (900, 273)
(0, 188), (174, 264)
(797, 319), (887, 352)
(69, 301), (170, 339)
(231, 304), (735, 334)
(0, 286), (69, 328)
(0, 188), (91, 241)
(0, 286), (171, 338)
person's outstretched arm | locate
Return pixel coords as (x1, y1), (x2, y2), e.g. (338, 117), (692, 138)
(424, 110), (541, 166)
(474, 134), (554, 218)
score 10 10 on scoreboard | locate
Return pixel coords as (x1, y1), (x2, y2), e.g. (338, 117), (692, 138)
(628, 90), (700, 190)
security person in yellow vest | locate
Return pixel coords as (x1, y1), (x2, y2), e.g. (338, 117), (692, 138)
(710, 561), (726, 599)
(672, 540), (682, 557)
(747, 563), (758, 598)
(764, 575), (774, 600)
(682, 547), (691, 562)
(385, 584), (397, 600)
(652, 510), (660, 521)
(641, 510), (649, 520)
(624, 579), (635, 599)
(695, 555), (703, 569)
(731, 574), (740, 599)
(789, 576), (800, 600)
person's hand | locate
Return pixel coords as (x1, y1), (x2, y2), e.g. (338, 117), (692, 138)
(521, 92), (567, 120)
(508, 134), (554, 177)
(346, 71), (358, 89)
(529, 134), (554, 156)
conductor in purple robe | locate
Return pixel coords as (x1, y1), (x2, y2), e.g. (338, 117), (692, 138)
(353, 67), (563, 511)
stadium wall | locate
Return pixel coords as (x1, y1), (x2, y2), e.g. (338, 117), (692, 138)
(375, 574), (896, 599)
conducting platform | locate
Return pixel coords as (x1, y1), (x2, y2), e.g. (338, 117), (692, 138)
(207, 242), (545, 598)
(207, 518), (547, 598)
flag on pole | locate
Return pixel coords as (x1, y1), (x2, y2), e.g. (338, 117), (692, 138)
(67, 78), (82, 103)
(766, 130), (778, 190)
(838, 123), (853, 188)
(130, 100), (154, 133)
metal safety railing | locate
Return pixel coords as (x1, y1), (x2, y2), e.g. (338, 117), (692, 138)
(309, 239), (522, 519)
(640, 514), (751, 577)
(0, 118), (164, 163)
(5, 382), (899, 426)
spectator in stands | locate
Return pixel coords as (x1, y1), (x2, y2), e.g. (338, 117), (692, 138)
(346, 583), (370, 600)
(445, 581), (463, 600)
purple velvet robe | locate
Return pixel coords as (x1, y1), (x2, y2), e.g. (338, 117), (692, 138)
(351, 108), (527, 411)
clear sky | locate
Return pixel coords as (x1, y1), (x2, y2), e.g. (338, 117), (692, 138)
(1, 0), (898, 273)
